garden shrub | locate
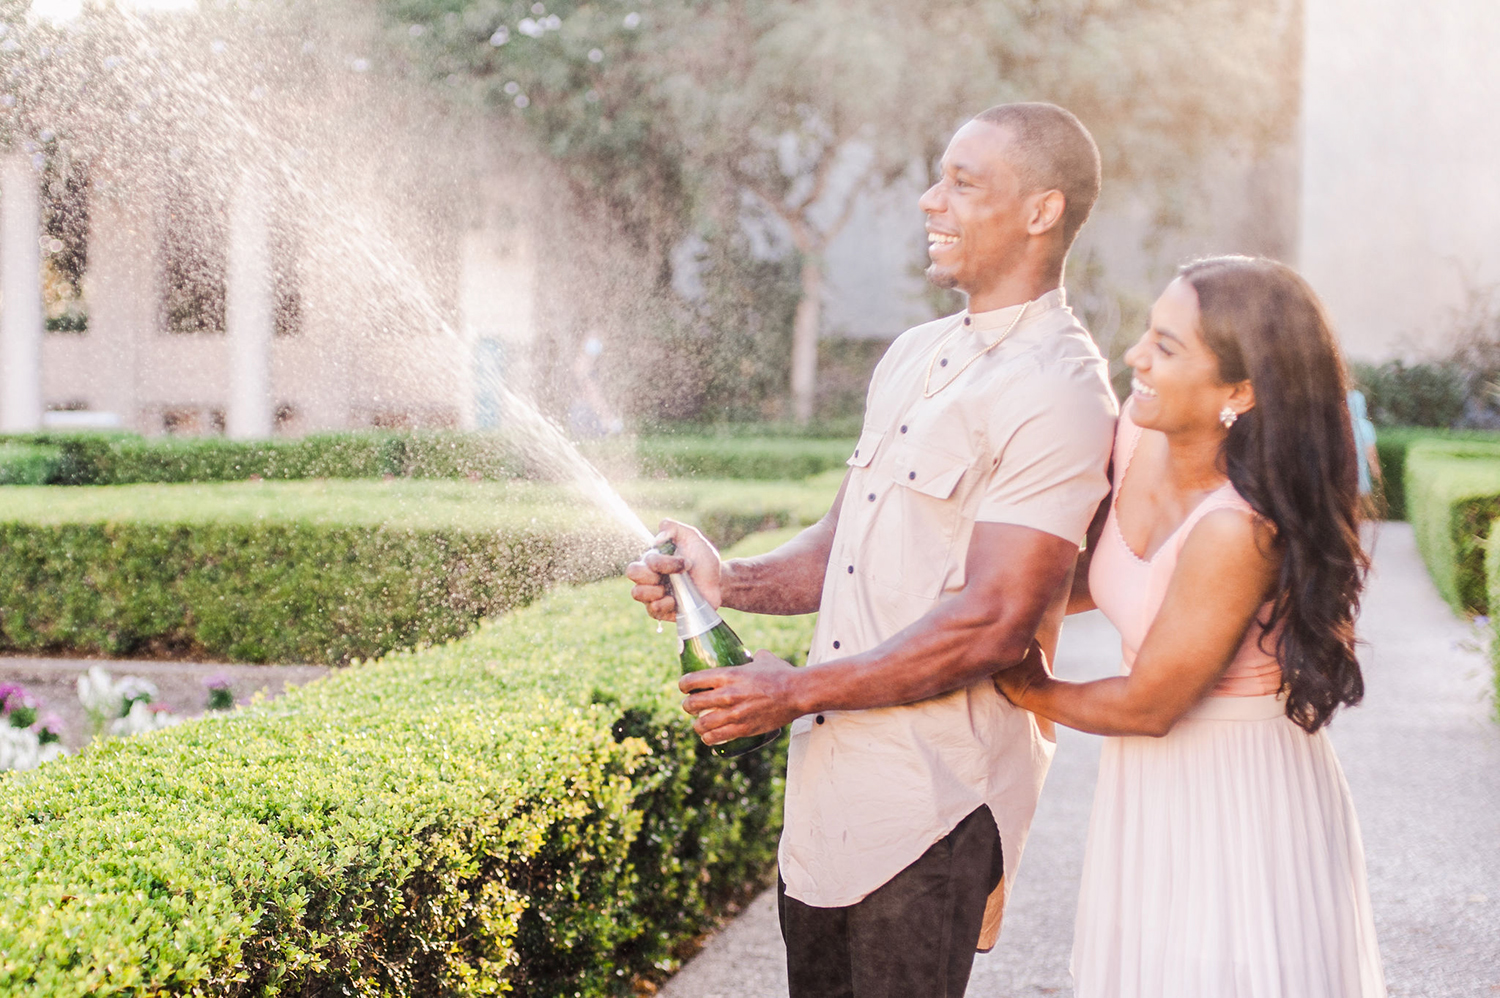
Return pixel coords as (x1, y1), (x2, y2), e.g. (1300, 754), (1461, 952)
(3, 430), (531, 485)
(1404, 439), (1500, 614)
(0, 429), (858, 486)
(0, 442), (60, 485)
(0, 530), (815, 997)
(1375, 427), (1500, 520)
(0, 478), (839, 665)
(1351, 359), (1470, 428)
(624, 436), (854, 481)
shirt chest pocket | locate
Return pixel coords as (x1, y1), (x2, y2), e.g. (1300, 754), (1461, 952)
(857, 440), (972, 599)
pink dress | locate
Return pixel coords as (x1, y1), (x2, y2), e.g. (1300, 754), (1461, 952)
(1070, 411), (1386, 998)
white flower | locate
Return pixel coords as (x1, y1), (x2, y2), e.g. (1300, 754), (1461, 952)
(109, 700), (178, 738)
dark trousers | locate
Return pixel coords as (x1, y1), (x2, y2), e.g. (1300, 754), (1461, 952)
(777, 805), (1004, 998)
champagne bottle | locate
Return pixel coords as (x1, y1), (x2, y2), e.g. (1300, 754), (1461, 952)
(658, 541), (782, 759)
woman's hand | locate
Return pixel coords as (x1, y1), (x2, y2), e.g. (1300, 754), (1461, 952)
(995, 642), (1051, 707)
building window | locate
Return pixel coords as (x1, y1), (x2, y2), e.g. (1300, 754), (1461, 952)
(160, 173), (227, 335)
(41, 150), (88, 333)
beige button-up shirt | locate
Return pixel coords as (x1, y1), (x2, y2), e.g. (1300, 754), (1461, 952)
(779, 288), (1116, 948)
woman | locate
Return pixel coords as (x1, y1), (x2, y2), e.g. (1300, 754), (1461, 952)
(997, 256), (1386, 997)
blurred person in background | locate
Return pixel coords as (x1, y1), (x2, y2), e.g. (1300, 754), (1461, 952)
(628, 103), (1116, 997)
(568, 332), (624, 438)
(998, 256), (1386, 998)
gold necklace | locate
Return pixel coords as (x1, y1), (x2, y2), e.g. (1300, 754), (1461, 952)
(922, 300), (1031, 398)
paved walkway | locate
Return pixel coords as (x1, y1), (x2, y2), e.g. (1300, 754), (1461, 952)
(660, 523), (1500, 997)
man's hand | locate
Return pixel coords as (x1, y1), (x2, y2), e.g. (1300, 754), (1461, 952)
(679, 650), (804, 746)
(625, 519), (723, 621)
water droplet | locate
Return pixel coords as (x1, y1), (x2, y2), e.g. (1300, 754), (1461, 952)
(622, 11), (641, 28)
(351, 57), (371, 72)
(408, 24), (425, 37)
(518, 18), (543, 38)
(503, 80), (520, 95)
(531, 2), (546, 13)
(588, 48), (603, 63)
(543, 14), (561, 30)
(489, 27), (509, 46)
(210, 39), (227, 55)
(514, 94), (530, 109)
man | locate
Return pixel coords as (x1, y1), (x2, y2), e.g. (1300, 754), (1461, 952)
(627, 103), (1116, 998)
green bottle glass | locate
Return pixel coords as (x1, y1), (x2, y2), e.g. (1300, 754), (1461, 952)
(658, 541), (783, 759)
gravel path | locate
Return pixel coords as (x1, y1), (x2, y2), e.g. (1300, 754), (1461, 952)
(659, 522), (1500, 997)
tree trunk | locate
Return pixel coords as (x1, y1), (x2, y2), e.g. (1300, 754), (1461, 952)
(790, 254), (823, 424)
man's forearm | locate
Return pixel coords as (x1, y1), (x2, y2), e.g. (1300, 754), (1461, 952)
(784, 522), (1077, 714)
(788, 594), (1036, 713)
(719, 520), (833, 616)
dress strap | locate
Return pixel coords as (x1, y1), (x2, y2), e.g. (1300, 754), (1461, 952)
(1112, 408), (1147, 495)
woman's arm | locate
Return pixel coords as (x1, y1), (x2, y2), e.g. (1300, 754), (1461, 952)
(1067, 495), (1112, 615)
(998, 507), (1280, 736)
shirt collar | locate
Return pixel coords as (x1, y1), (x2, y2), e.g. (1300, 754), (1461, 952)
(962, 287), (1067, 342)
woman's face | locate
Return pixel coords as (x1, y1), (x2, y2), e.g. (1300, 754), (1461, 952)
(1124, 277), (1244, 435)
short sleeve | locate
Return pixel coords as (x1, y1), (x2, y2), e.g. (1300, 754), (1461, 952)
(974, 361), (1117, 545)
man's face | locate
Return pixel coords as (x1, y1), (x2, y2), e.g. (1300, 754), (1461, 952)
(918, 120), (1032, 297)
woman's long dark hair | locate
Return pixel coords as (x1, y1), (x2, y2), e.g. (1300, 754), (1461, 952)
(1181, 256), (1368, 733)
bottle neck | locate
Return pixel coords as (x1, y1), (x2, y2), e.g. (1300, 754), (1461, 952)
(667, 572), (723, 640)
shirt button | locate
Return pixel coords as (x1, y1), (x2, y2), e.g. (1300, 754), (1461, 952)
(816, 715), (826, 724)
(963, 316), (971, 326)
(940, 358), (948, 367)
(854, 448), (859, 458)
(847, 565), (854, 574)
(900, 425), (908, 433)
(908, 471), (916, 480)
(867, 492), (876, 501)
(832, 640), (840, 649)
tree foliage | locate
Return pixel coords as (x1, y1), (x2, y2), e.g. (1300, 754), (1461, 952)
(384, 0), (1300, 421)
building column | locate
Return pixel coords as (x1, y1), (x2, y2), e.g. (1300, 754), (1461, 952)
(225, 169), (274, 438)
(0, 153), (43, 432)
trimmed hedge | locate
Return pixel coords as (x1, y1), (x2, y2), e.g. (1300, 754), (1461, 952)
(0, 430), (529, 485)
(1376, 427), (1500, 520)
(0, 430), (857, 485)
(0, 442), (61, 485)
(605, 437), (855, 481)
(1405, 439), (1500, 614)
(0, 479), (839, 665)
(0, 529), (815, 997)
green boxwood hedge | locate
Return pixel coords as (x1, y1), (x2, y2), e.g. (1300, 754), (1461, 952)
(1404, 439), (1500, 614)
(0, 479), (839, 665)
(0, 442), (61, 485)
(0, 431), (857, 486)
(0, 430), (529, 485)
(0, 529), (815, 997)
(1375, 427), (1500, 520)
(614, 437), (854, 481)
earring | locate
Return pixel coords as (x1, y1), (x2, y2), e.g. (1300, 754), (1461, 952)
(1220, 406), (1238, 429)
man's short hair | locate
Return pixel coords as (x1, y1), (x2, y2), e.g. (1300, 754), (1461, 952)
(973, 103), (1101, 248)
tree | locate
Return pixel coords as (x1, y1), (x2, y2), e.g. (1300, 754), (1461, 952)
(386, 0), (1299, 422)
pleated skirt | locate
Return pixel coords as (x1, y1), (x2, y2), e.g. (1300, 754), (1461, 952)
(1071, 694), (1386, 998)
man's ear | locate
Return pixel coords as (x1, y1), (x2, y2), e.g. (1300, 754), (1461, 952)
(1026, 189), (1066, 237)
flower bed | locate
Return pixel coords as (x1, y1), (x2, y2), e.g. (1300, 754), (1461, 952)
(0, 528), (812, 997)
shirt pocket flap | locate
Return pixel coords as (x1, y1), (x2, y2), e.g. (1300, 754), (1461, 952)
(847, 429), (885, 469)
(895, 447), (969, 500)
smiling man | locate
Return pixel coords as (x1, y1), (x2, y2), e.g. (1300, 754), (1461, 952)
(627, 103), (1116, 998)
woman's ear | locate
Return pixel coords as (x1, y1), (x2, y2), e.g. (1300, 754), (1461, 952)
(1227, 379), (1256, 417)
